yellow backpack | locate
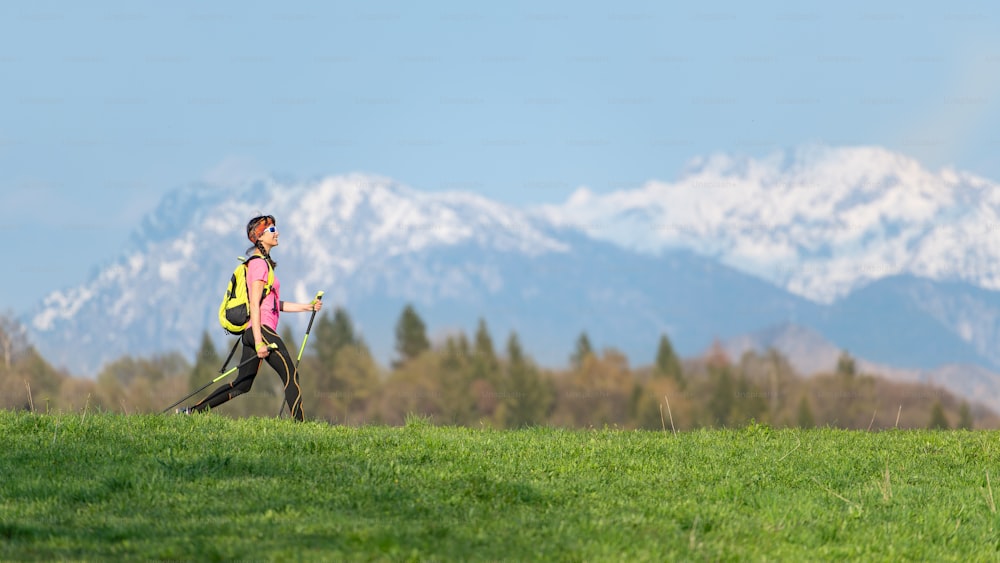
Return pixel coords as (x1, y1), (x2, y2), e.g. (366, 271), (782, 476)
(218, 255), (275, 335)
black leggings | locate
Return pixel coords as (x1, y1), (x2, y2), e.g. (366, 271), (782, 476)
(193, 326), (304, 421)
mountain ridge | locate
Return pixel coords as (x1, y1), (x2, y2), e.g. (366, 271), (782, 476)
(24, 146), (1000, 414)
(535, 144), (1000, 303)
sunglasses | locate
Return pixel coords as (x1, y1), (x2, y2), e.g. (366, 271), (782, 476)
(262, 225), (278, 234)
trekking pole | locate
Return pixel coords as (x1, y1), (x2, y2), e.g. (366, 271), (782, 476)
(298, 291), (324, 363)
(278, 291), (324, 418)
(163, 343), (277, 413)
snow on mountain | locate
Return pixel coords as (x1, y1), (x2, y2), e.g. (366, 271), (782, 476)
(282, 174), (569, 305)
(535, 144), (1000, 304)
(25, 145), (1000, 417)
(29, 174), (571, 375)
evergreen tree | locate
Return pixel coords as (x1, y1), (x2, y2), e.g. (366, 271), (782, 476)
(957, 402), (973, 430)
(731, 373), (767, 426)
(928, 401), (950, 430)
(571, 332), (593, 369)
(563, 348), (633, 427)
(312, 313), (336, 364)
(442, 336), (465, 370)
(627, 382), (644, 424)
(455, 332), (471, 359)
(394, 304), (430, 367)
(330, 308), (358, 354)
(500, 332), (551, 427)
(797, 396), (815, 428)
(473, 319), (497, 365)
(325, 342), (380, 423)
(303, 307), (380, 422)
(280, 325), (298, 360)
(438, 334), (476, 425)
(763, 348), (789, 417)
(189, 331), (221, 392)
(654, 333), (683, 385)
(707, 366), (734, 427)
(836, 350), (857, 378)
(470, 319), (500, 417)
(471, 319), (499, 378)
(314, 307), (361, 368)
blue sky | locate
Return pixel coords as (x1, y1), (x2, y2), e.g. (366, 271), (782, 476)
(4, 0), (1000, 315)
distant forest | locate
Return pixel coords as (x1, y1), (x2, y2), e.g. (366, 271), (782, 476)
(0, 306), (995, 430)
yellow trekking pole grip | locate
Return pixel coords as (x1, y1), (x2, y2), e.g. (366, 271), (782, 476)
(297, 291), (324, 362)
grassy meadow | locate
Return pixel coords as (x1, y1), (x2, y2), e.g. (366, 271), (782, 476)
(1, 410), (999, 560)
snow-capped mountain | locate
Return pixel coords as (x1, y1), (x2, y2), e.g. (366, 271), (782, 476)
(537, 144), (1000, 304)
(30, 174), (577, 374)
(29, 169), (824, 375)
(25, 145), (1000, 414)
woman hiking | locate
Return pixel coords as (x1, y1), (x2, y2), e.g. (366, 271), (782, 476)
(179, 214), (322, 420)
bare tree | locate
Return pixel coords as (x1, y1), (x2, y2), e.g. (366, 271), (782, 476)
(0, 312), (29, 371)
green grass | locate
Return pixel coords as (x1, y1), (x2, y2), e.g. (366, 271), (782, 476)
(2, 411), (999, 561)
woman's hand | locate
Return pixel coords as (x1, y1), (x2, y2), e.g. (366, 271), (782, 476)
(255, 341), (271, 359)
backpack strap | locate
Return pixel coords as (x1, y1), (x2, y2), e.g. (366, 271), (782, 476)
(219, 336), (242, 374)
(245, 255), (277, 314)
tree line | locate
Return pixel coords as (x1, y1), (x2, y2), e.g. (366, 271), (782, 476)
(0, 307), (994, 430)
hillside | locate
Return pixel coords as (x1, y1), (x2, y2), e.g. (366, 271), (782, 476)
(3, 412), (999, 561)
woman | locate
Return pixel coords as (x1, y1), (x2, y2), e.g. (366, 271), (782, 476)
(180, 214), (321, 421)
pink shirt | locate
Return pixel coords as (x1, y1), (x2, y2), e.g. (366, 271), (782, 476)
(246, 257), (280, 331)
